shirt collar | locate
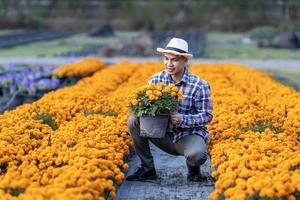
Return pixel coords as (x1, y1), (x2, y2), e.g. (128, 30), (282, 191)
(166, 67), (189, 86)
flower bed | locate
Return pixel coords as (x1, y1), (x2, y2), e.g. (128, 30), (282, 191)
(190, 64), (300, 200)
(0, 61), (299, 199)
(0, 61), (149, 199)
(0, 58), (107, 113)
(0, 64), (58, 96)
(52, 57), (106, 77)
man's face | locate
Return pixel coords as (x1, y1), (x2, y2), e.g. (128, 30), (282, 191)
(163, 53), (187, 76)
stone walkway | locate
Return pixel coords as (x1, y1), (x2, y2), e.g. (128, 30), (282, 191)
(114, 143), (214, 200)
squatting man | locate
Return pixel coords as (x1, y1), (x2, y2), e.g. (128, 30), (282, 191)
(126, 37), (213, 182)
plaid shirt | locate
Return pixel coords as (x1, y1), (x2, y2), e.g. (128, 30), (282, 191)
(148, 67), (213, 143)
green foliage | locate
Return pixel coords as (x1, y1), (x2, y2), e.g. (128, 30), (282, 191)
(34, 113), (58, 131)
(295, 192), (300, 199)
(130, 92), (179, 117)
(205, 32), (300, 59)
(0, 162), (8, 174)
(52, 162), (66, 168)
(67, 141), (77, 148)
(22, 14), (44, 29)
(83, 109), (116, 117)
(4, 188), (25, 197)
(247, 26), (280, 41)
(48, 135), (52, 146)
(289, 164), (300, 171)
(104, 188), (111, 199)
(16, 159), (22, 167)
(241, 120), (283, 133)
(218, 194), (225, 200)
(29, 133), (38, 140)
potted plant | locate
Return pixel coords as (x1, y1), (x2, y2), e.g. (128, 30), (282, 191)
(129, 82), (183, 138)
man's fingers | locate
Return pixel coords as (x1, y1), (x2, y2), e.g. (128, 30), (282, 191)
(170, 118), (177, 123)
(170, 114), (181, 125)
(171, 118), (176, 122)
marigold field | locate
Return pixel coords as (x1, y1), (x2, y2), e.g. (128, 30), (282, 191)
(0, 60), (299, 200)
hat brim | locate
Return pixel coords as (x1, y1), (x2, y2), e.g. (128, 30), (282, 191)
(157, 48), (193, 59)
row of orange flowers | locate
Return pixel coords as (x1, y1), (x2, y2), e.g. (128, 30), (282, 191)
(0, 61), (148, 199)
(190, 64), (300, 200)
(52, 58), (107, 77)
(0, 61), (299, 199)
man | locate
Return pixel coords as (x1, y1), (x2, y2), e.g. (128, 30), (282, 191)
(126, 37), (213, 182)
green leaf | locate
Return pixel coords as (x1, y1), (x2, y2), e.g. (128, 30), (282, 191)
(34, 113), (58, 131)
(4, 188), (25, 197)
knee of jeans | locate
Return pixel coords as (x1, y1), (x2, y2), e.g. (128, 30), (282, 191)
(188, 150), (208, 166)
(127, 115), (139, 129)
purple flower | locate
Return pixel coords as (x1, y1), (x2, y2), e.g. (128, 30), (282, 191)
(50, 78), (60, 89)
(37, 79), (53, 90)
(1, 64), (70, 96)
(9, 84), (18, 94)
(1, 72), (16, 87)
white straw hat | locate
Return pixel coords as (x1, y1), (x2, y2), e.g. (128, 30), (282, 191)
(157, 37), (193, 59)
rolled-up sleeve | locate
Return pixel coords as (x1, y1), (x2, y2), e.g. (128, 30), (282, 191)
(179, 82), (213, 128)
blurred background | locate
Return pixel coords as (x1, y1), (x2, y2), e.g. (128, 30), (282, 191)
(0, 0), (300, 112)
(0, 0), (300, 58)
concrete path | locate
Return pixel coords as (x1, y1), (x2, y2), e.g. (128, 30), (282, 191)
(114, 143), (214, 200)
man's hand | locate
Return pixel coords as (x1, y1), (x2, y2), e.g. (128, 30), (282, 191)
(170, 112), (183, 126)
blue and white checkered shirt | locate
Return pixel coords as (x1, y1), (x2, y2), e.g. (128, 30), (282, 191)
(148, 67), (213, 143)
